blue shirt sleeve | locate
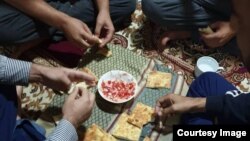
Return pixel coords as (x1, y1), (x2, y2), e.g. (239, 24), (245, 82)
(0, 55), (31, 85)
(46, 119), (78, 141)
(206, 92), (250, 124)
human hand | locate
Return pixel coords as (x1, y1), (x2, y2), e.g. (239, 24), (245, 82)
(62, 87), (95, 128)
(60, 17), (100, 49)
(29, 64), (97, 91)
(200, 21), (236, 48)
(155, 94), (206, 123)
(95, 10), (115, 47)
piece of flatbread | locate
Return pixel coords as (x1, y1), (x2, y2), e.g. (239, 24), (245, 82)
(97, 47), (112, 57)
(198, 26), (214, 34)
(143, 136), (151, 141)
(84, 124), (117, 141)
(127, 103), (154, 128)
(112, 113), (141, 141)
(146, 71), (172, 88)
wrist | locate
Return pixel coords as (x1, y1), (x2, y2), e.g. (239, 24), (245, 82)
(29, 64), (44, 83)
(63, 115), (78, 128)
(55, 14), (72, 30)
(190, 98), (206, 113)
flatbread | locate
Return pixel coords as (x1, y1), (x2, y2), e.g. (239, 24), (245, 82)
(84, 124), (117, 141)
(112, 113), (141, 141)
(127, 103), (154, 128)
(198, 26), (214, 34)
(144, 136), (151, 141)
(146, 71), (172, 88)
(97, 47), (112, 57)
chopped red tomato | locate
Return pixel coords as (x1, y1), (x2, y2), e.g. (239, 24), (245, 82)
(101, 80), (135, 102)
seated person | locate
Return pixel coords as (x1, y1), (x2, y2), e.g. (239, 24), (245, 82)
(0, 0), (136, 57)
(142, 0), (239, 55)
(155, 0), (250, 125)
(0, 54), (96, 140)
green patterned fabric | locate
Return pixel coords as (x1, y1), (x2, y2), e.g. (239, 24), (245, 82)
(49, 44), (181, 141)
(133, 64), (178, 109)
(49, 44), (152, 129)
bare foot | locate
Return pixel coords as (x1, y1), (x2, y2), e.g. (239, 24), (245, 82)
(157, 31), (191, 51)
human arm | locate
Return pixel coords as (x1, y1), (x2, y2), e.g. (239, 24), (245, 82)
(94, 0), (115, 47)
(155, 94), (206, 122)
(4, 0), (99, 48)
(0, 55), (96, 91)
(156, 93), (250, 124)
(0, 55), (31, 85)
(46, 87), (95, 141)
(200, 21), (236, 48)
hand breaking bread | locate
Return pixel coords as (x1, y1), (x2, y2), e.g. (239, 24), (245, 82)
(97, 47), (112, 57)
(146, 71), (172, 88)
(127, 103), (154, 128)
(68, 67), (97, 94)
(83, 124), (117, 141)
(198, 26), (214, 34)
(112, 113), (141, 141)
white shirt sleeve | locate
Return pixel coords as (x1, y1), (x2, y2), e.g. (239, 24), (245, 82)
(0, 55), (31, 85)
(46, 119), (78, 141)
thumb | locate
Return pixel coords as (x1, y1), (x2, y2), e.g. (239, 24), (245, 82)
(210, 22), (221, 30)
(68, 86), (80, 100)
(200, 31), (218, 40)
(162, 107), (174, 117)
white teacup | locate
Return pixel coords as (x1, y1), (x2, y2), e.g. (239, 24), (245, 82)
(195, 56), (224, 77)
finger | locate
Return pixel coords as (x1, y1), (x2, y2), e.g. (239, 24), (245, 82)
(68, 86), (79, 100)
(66, 68), (96, 83)
(82, 23), (92, 34)
(76, 38), (91, 48)
(157, 94), (172, 108)
(99, 28), (114, 48)
(95, 23), (102, 37)
(210, 22), (220, 29)
(82, 32), (100, 45)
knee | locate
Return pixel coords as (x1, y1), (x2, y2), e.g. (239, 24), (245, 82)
(198, 72), (221, 80)
(121, 0), (136, 18)
(142, 0), (164, 24)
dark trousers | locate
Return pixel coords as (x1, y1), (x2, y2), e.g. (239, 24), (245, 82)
(181, 72), (237, 125)
(141, 0), (240, 56)
(0, 0), (136, 44)
(0, 85), (45, 141)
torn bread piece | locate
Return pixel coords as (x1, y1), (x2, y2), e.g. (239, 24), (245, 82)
(198, 26), (214, 34)
(97, 47), (112, 57)
(112, 113), (141, 141)
(127, 103), (154, 128)
(146, 71), (172, 88)
(68, 67), (97, 93)
(84, 124), (117, 141)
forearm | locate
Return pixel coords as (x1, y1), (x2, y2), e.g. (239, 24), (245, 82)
(189, 97), (206, 113)
(94, 0), (109, 12)
(4, 0), (71, 29)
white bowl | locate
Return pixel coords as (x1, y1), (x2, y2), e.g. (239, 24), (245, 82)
(97, 70), (137, 104)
